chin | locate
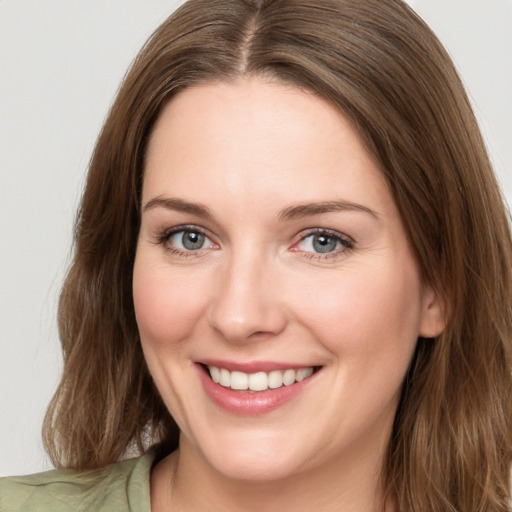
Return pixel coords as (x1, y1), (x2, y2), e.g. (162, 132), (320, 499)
(186, 426), (311, 482)
(206, 449), (302, 482)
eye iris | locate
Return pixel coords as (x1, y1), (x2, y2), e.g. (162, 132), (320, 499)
(312, 234), (337, 253)
(182, 231), (205, 250)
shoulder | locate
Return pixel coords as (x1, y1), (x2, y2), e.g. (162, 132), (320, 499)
(0, 451), (155, 512)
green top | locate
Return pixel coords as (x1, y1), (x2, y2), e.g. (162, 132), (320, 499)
(0, 451), (155, 512)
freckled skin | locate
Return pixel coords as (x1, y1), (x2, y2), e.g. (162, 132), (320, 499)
(133, 77), (444, 510)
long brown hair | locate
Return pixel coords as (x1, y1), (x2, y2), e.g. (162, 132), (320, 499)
(43, 0), (512, 509)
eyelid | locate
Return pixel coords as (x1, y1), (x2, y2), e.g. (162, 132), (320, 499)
(153, 224), (353, 261)
(299, 227), (351, 240)
(156, 224), (219, 255)
(292, 228), (354, 260)
(157, 223), (209, 240)
(298, 227), (353, 244)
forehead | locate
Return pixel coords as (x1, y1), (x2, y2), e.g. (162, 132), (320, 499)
(143, 77), (391, 215)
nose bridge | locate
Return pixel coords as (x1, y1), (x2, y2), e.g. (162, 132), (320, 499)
(208, 244), (286, 343)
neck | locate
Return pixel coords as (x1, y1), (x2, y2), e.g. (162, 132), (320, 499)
(150, 435), (393, 512)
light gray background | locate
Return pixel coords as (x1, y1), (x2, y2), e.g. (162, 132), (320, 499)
(1, 0), (511, 476)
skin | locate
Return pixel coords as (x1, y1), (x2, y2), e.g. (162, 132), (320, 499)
(133, 76), (445, 511)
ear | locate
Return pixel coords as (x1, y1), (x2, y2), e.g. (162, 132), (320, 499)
(418, 285), (446, 338)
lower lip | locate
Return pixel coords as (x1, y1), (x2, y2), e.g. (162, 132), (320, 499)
(197, 365), (318, 415)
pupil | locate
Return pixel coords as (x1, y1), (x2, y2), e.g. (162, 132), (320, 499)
(313, 235), (337, 253)
(182, 231), (204, 250)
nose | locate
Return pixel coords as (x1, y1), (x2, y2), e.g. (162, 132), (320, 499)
(207, 250), (287, 344)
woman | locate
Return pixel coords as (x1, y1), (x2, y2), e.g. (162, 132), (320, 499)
(2, 0), (511, 510)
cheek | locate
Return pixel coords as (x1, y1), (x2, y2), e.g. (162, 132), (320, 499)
(291, 257), (423, 361)
(132, 255), (207, 346)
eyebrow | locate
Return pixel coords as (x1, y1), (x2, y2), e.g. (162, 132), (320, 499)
(143, 197), (213, 219)
(142, 197), (378, 221)
(278, 200), (379, 221)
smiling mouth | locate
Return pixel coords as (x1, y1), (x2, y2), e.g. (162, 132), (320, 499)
(203, 365), (319, 392)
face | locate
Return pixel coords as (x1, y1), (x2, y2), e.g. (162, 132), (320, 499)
(133, 77), (443, 482)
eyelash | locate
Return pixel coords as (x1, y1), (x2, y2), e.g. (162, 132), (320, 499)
(296, 228), (354, 261)
(155, 225), (354, 261)
(156, 225), (215, 258)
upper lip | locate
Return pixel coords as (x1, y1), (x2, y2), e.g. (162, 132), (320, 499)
(198, 359), (319, 373)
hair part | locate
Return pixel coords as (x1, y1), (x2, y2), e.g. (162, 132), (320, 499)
(43, 1), (512, 510)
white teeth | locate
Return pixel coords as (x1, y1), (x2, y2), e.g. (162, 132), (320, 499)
(296, 367), (314, 382)
(248, 372), (268, 391)
(206, 365), (315, 391)
(282, 369), (296, 386)
(209, 366), (221, 384)
(230, 371), (248, 390)
(268, 370), (283, 389)
(219, 368), (230, 387)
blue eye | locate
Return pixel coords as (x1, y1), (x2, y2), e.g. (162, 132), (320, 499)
(297, 231), (352, 255)
(166, 229), (213, 251)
